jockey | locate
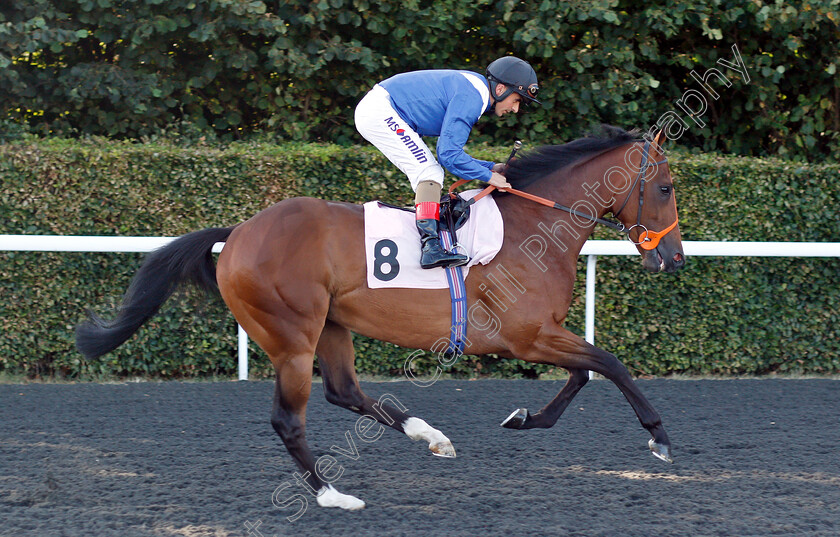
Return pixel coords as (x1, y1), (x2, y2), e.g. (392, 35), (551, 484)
(355, 56), (540, 269)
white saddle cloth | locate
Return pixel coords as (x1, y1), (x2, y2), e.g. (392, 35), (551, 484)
(363, 189), (504, 289)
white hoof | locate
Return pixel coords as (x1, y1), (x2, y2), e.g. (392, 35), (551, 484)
(316, 485), (365, 511)
(430, 441), (457, 458)
(403, 417), (457, 458)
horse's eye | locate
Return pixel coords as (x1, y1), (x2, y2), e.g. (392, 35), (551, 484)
(660, 185), (672, 195)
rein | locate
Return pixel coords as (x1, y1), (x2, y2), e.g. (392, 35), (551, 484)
(449, 140), (678, 250)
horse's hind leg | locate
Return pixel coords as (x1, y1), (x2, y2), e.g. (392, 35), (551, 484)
(316, 320), (456, 458)
(501, 367), (589, 430)
(269, 353), (365, 511)
(219, 272), (365, 510)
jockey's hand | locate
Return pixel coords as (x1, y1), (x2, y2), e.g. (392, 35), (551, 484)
(488, 172), (511, 191)
(492, 162), (507, 174)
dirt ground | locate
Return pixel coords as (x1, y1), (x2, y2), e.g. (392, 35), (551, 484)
(2, 378), (839, 537)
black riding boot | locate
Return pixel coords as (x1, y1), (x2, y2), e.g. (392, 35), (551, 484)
(416, 218), (469, 269)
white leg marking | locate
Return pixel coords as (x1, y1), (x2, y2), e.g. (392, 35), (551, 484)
(316, 485), (365, 511)
(402, 417), (456, 458)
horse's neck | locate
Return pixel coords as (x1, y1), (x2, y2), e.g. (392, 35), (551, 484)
(529, 153), (621, 218)
(496, 183), (597, 265)
(522, 161), (619, 244)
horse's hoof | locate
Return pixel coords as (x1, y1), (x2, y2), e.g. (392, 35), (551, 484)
(500, 408), (529, 429)
(402, 418), (456, 458)
(316, 485), (366, 510)
(430, 440), (457, 458)
(648, 439), (674, 463)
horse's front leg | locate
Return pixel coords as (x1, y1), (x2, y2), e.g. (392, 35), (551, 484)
(501, 367), (589, 429)
(508, 326), (673, 463)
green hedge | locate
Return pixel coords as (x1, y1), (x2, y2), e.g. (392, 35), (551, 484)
(1, 0), (839, 160)
(1, 138), (838, 379)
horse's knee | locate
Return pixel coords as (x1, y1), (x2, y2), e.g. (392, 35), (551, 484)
(591, 352), (631, 380)
(568, 368), (590, 387)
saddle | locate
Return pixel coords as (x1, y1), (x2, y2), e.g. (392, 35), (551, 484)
(364, 188), (503, 292)
(375, 192), (472, 234)
(439, 192), (472, 234)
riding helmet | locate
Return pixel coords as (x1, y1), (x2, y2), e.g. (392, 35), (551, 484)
(486, 56), (541, 105)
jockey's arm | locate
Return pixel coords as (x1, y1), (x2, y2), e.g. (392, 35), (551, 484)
(437, 95), (495, 182)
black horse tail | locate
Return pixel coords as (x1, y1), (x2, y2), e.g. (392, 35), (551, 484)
(75, 226), (235, 360)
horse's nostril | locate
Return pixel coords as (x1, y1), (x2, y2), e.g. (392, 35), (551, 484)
(673, 252), (684, 265)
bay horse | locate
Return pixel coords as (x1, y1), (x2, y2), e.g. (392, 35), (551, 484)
(76, 126), (685, 511)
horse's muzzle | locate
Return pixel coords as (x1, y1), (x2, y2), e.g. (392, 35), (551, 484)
(643, 246), (685, 273)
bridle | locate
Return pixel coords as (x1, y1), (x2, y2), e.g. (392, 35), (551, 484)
(611, 140), (678, 250)
(448, 139), (679, 250)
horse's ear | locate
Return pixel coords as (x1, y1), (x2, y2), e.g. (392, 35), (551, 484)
(653, 128), (667, 147)
(650, 128), (668, 159)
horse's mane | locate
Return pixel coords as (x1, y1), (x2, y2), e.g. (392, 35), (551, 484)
(504, 125), (642, 189)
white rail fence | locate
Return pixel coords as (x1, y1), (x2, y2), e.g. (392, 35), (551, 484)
(2, 235), (839, 380)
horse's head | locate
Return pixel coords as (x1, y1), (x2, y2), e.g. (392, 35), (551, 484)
(609, 129), (685, 273)
(503, 125), (685, 273)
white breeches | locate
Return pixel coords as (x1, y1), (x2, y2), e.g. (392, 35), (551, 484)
(354, 84), (445, 191)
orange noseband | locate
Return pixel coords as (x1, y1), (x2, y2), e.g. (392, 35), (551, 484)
(637, 218), (679, 250)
